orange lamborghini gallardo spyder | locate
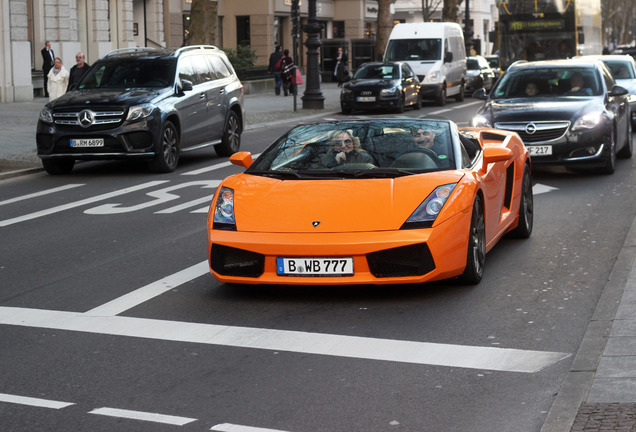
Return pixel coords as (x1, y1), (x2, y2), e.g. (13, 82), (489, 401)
(207, 118), (532, 285)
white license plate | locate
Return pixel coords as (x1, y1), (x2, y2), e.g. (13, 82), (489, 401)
(276, 257), (354, 276)
(526, 145), (552, 156)
(71, 138), (104, 148)
(357, 96), (376, 102)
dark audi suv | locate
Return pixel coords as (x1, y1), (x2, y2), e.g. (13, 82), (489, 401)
(472, 59), (632, 174)
(37, 45), (245, 174)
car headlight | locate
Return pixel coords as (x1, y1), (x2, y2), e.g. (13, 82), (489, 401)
(467, 70), (480, 77)
(39, 106), (53, 123)
(401, 184), (457, 229)
(471, 115), (492, 128)
(627, 94), (636, 104)
(423, 71), (440, 84)
(213, 187), (236, 230)
(126, 104), (155, 122)
(342, 88), (352, 95)
(381, 87), (399, 96)
(572, 112), (603, 131)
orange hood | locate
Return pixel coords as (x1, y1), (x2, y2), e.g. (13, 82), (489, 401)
(221, 171), (467, 233)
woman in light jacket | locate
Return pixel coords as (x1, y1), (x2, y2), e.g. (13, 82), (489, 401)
(47, 57), (70, 101)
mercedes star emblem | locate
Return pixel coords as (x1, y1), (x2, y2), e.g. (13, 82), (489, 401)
(78, 110), (95, 128)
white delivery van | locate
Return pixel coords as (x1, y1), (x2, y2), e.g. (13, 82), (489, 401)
(384, 22), (467, 106)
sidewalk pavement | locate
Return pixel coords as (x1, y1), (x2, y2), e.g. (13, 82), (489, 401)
(2, 81), (636, 432)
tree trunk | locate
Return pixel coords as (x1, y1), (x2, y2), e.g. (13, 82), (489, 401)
(375, 0), (394, 61)
(187, 0), (217, 46)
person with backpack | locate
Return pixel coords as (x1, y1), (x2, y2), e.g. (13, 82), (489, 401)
(267, 45), (284, 95)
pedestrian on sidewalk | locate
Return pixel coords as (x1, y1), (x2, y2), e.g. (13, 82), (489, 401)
(281, 49), (296, 96)
(334, 47), (349, 87)
(67, 52), (90, 91)
(267, 45), (284, 96)
(41, 41), (55, 98)
(47, 57), (69, 101)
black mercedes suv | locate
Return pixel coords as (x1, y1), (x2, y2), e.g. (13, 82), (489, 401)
(36, 45), (245, 174)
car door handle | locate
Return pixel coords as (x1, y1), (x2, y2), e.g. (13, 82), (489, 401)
(219, 88), (226, 94)
(199, 93), (205, 99)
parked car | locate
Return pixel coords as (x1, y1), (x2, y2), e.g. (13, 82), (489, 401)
(340, 61), (422, 114)
(36, 45), (245, 175)
(465, 55), (497, 95)
(207, 118), (532, 286)
(614, 45), (636, 61)
(485, 55), (503, 84)
(472, 59), (632, 174)
(576, 55), (636, 127)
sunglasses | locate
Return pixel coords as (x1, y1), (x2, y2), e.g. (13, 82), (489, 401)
(334, 139), (353, 145)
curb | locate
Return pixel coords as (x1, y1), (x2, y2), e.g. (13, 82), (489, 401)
(540, 210), (636, 431)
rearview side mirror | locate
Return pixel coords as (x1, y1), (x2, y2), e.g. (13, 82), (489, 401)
(482, 147), (513, 171)
(444, 52), (453, 63)
(610, 85), (628, 97)
(230, 151), (253, 169)
(472, 88), (488, 100)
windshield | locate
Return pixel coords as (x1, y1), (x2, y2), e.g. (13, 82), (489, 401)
(492, 67), (602, 98)
(78, 59), (175, 89)
(353, 64), (399, 80)
(247, 120), (455, 179)
(604, 61), (635, 80)
(467, 59), (480, 70)
(385, 39), (441, 61)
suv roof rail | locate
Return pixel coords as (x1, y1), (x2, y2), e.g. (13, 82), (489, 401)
(101, 47), (165, 59)
(174, 45), (219, 56)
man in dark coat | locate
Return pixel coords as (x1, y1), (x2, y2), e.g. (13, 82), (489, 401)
(267, 45), (284, 95)
(41, 41), (55, 98)
(67, 52), (90, 91)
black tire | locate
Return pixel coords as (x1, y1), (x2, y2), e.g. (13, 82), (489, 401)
(396, 95), (405, 113)
(148, 120), (179, 173)
(436, 85), (447, 106)
(455, 82), (465, 102)
(42, 158), (75, 175)
(508, 164), (533, 238)
(599, 126), (616, 174)
(617, 118), (632, 159)
(215, 111), (241, 157)
(413, 94), (422, 110)
(458, 195), (485, 285)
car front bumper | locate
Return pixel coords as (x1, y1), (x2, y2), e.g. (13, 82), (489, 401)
(207, 212), (472, 285)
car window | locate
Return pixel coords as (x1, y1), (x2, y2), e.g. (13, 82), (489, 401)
(208, 55), (232, 79)
(385, 38), (441, 61)
(467, 58), (479, 70)
(604, 61), (635, 79)
(191, 55), (214, 83)
(178, 57), (198, 85)
(247, 120), (455, 178)
(354, 65), (398, 80)
(78, 59), (174, 89)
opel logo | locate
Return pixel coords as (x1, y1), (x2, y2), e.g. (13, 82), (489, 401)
(312, 221), (321, 227)
(525, 123), (537, 135)
(78, 110), (95, 128)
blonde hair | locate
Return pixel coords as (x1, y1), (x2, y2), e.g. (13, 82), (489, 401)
(328, 129), (362, 153)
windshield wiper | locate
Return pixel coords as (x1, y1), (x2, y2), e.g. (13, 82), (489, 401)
(248, 170), (302, 180)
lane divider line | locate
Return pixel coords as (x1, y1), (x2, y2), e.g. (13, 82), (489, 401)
(89, 407), (197, 426)
(0, 392), (75, 409)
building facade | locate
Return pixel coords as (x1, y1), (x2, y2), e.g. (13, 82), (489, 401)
(0, 0), (496, 103)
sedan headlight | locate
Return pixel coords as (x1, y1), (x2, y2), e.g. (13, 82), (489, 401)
(471, 114), (491, 128)
(401, 184), (457, 229)
(213, 187), (236, 230)
(126, 104), (155, 122)
(381, 87), (399, 96)
(571, 111), (603, 131)
(39, 106), (53, 123)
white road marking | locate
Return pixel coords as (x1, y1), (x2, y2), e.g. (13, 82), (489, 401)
(182, 154), (261, 176)
(155, 195), (215, 214)
(211, 423), (292, 432)
(0, 181), (168, 227)
(0, 392), (74, 409)
(89, 407), (197, 426)
(429, 100), (483, 115)
(86, 261), (210, 316)
(0, 184), (85, 206)
(84, 181), (218, 214)
(533, 183), (559, 195)
(0, 306), (569, 373)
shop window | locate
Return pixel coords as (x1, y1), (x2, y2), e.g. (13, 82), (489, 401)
(333, 21), (345, 39)
(237, 16), (250, 46)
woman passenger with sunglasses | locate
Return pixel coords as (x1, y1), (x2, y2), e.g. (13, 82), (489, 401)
(316, 129), (375, 168)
